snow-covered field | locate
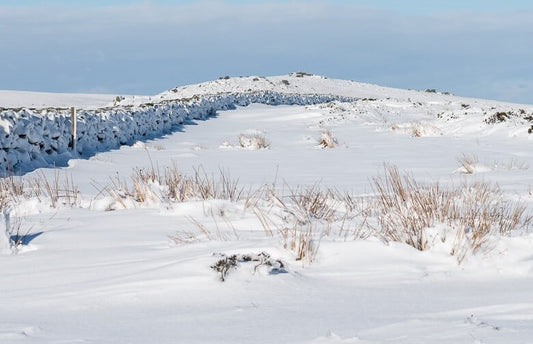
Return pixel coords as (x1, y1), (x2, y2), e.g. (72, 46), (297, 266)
(1, 74), (532, 343)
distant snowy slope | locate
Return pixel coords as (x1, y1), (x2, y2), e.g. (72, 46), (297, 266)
(124, 72), (532, 108)
(2, 73), (532, 110)
(0, 73), (531, 174)
(0, 90), (118, 109)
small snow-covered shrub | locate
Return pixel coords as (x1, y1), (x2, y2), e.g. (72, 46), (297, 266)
(211, 254), (238, 281)
(238, 131), (270, 150)
(457, 154), (479, 174)
(278, 221), (324, 263)
(211, 252), (286, 281)
(368, 164), (529, 263)
(318, 130), (337, 148)
(485, 111), (512, 124)
(412, 125), (422, 137)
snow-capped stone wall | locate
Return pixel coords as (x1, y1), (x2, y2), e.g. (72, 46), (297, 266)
(0, 91), (354, 174)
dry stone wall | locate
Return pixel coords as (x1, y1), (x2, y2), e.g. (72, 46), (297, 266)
(0, 91), (354, 174)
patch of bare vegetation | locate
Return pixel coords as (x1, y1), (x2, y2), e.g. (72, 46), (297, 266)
(238, 132), (270, 150)
(106, 163), (530, 265)
(368, 164), (529, 263)
(318, 130), (338, 148)
(457, 154), (479, 174)
(101, 164), (243, 208)
(210, 252), (287, 281)
(1, 171), (79, 252)
(485, 111), (512, 124)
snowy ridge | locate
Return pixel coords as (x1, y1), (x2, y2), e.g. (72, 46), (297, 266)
(0, 90), (353, 173)
(1, 73), (532, 174)
(1, 75), (533, 343)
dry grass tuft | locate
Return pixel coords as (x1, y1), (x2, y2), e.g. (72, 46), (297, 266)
(457, 154), (479, 174)
(0, 175), (25, 211)
(287, 184), (340, 222)
(238, 132), (270, 150)
(278, 220), (325, 263)
(368, 164), (528, 262)
(102, 164), (244, 207)
(1, 171), (78, 251)
(318, 130), (338, 148)
(109, 163), (529, 266)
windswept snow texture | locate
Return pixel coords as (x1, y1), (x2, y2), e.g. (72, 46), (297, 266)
(0, 74), (533, 343)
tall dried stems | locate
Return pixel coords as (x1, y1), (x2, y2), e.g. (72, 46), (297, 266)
(254, 183), (354, 263)
(457, 154), (479, 174)
(318, 130), (338, 148)
(0, 175), (25, 211)
(28, 171), (79, 207)
(1, 171), (79, 209)
(278, 220), (325, 263)
(134, 163), (529, 265)
(238, 133), (270, 150)
(369, 164), (528, 262)
(104, 164), (244, 205)
(1, 171), (78, 250)
(288, 183), (341, 222)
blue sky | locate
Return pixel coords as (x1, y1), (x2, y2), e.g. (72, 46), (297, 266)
(1, 0), (532, 103)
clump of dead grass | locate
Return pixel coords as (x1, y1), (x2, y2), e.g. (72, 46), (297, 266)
(238, 132), (270, 150)
(318, 130), (337, 148)
(117, 162), (529, 266)
(457, 154), (479, 174)
(368, 164), (529, 262)
(1, 171), (79, 252)
(102, 164), (244, 207)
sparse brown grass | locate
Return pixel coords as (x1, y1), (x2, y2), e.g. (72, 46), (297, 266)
(1, 171), (78, 251)
(0, 175), (25, 211)
(1, 171), (79, 209)
(238, 132), (270, 150)
(318, 130), (337, 148)
(278, 219), (325, 263)
(368, 164), (528, 262)
(108, 163), (530, 265)
(103, 164), (244, 206)
(287, 183), (340, 222)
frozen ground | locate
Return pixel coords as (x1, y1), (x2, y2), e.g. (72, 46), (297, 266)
(1, 76), (533, 343)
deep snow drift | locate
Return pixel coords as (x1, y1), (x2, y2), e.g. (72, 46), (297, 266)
(0, 74), (532, 343)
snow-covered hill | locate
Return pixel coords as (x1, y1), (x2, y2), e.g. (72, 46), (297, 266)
(0, 73), (532, 174)
(1, 73), (533, 343)
(125, 72), (533, 108)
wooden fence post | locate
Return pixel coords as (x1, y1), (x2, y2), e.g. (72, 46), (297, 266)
(70, 107), (77, 154)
